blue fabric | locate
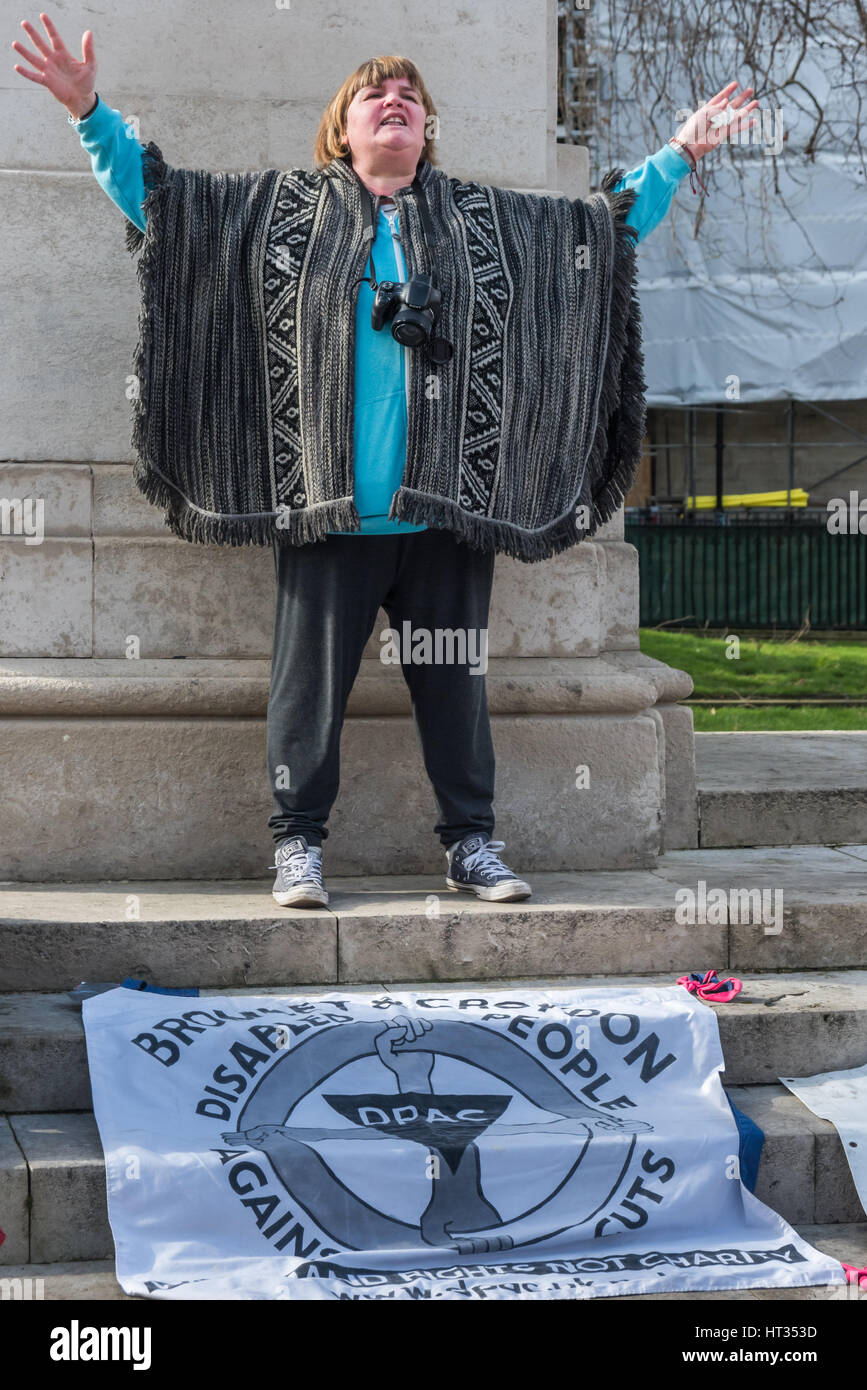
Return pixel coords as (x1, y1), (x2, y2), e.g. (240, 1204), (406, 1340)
(76, 99), (690, 535)
(121, 977), (200, 997)
(727, 1094), (765, 1193)
(613, 141), (694, 237)
(327, 204), (428, 536)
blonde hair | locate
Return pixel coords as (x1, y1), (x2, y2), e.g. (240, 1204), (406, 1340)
(313, 55), (439, 170)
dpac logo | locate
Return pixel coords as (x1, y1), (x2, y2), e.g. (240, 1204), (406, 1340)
(218, 1011), (658, 1259)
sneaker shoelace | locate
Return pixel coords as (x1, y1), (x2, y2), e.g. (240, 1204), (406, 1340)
(460, 839), (513, 879)
(271, 844), (324, 887)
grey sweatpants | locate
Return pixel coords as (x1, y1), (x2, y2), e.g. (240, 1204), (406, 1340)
(266, 527), (496, 849)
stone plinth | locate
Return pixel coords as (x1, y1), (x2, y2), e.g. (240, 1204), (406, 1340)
(0, 0), (698, 882)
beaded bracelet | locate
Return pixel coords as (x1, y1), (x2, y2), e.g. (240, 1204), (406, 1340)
(669, 135), (710, 197)
(67, 92), (99, 126)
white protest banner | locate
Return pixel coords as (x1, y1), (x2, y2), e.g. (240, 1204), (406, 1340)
(83, 985), (845, 1300)
(781, 1061), (867, 1217)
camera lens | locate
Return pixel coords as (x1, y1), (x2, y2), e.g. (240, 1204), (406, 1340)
(392, 312), (429, 347)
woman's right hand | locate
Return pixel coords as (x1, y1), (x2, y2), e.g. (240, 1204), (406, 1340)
(11, 11), (97, 119)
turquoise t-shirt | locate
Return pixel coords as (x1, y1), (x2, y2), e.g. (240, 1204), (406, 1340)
(328, 201), (426, 536)
(75, 98), (690, 535)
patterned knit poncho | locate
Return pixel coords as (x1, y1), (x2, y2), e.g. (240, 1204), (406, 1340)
(125, 145), (646, 563)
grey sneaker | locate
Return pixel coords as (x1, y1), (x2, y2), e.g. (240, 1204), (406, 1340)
(270, 835), (328, 908)
(445, 832), (531, 902)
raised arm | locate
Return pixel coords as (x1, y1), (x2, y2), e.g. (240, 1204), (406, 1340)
(11, 11), (148, 233)
(73, 98), (148, 234)
(612, 144), (692, 244)
(612, 81), (759, 243)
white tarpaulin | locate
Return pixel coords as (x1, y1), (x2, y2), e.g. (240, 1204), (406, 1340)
(596, 21), (867, 404)
(83, 985), (845, 1300)
(781, 1062), (867, 1217)
(636, 149), (867, 405)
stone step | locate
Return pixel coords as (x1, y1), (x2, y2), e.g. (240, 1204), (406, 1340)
(1, 1084), (863, 1268)
(1, 843), (865, 993)
(696, 732), (867, 849)
(728, 1085), (864, 1229)
(2, 971), (866, 1115)
(2, 1230), (866, 1299)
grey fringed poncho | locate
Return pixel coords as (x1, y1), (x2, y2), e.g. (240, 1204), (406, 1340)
(125, 145), (646, 563)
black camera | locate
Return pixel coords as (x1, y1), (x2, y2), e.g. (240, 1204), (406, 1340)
(371, 273), (451, 358)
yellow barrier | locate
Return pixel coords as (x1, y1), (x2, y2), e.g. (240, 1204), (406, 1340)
(683, 489), (809, 509)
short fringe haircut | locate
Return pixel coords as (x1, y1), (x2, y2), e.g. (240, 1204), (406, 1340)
(313, 55), (439, 170)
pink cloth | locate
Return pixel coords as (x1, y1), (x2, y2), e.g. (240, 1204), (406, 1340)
(842, 1262), (867, 1289)
(677, 970), (743, 1004)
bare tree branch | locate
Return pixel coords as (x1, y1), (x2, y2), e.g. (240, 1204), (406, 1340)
(557, 0), (865, 310)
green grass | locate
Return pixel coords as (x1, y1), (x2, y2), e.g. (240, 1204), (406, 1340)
(638, 629), (867, 732)
(691, 705), (867, 732)
(639, 629), (867, 700)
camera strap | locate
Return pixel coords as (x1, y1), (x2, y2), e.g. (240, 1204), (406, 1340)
(360, 175), (441, 287)
(358, 174), (453, 364)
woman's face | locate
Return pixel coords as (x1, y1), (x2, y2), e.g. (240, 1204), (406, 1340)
(343, 75), (427, 166)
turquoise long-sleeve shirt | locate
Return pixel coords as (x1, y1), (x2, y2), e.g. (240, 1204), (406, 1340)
(75, 98), (690, 536)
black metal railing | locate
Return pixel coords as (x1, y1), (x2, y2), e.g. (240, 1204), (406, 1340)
(625, 511), (867, 630)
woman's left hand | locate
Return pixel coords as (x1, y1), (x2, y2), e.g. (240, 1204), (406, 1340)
(674, 81), (760, 163)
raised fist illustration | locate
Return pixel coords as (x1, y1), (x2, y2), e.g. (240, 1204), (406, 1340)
(374, 1016), (434, 1093)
